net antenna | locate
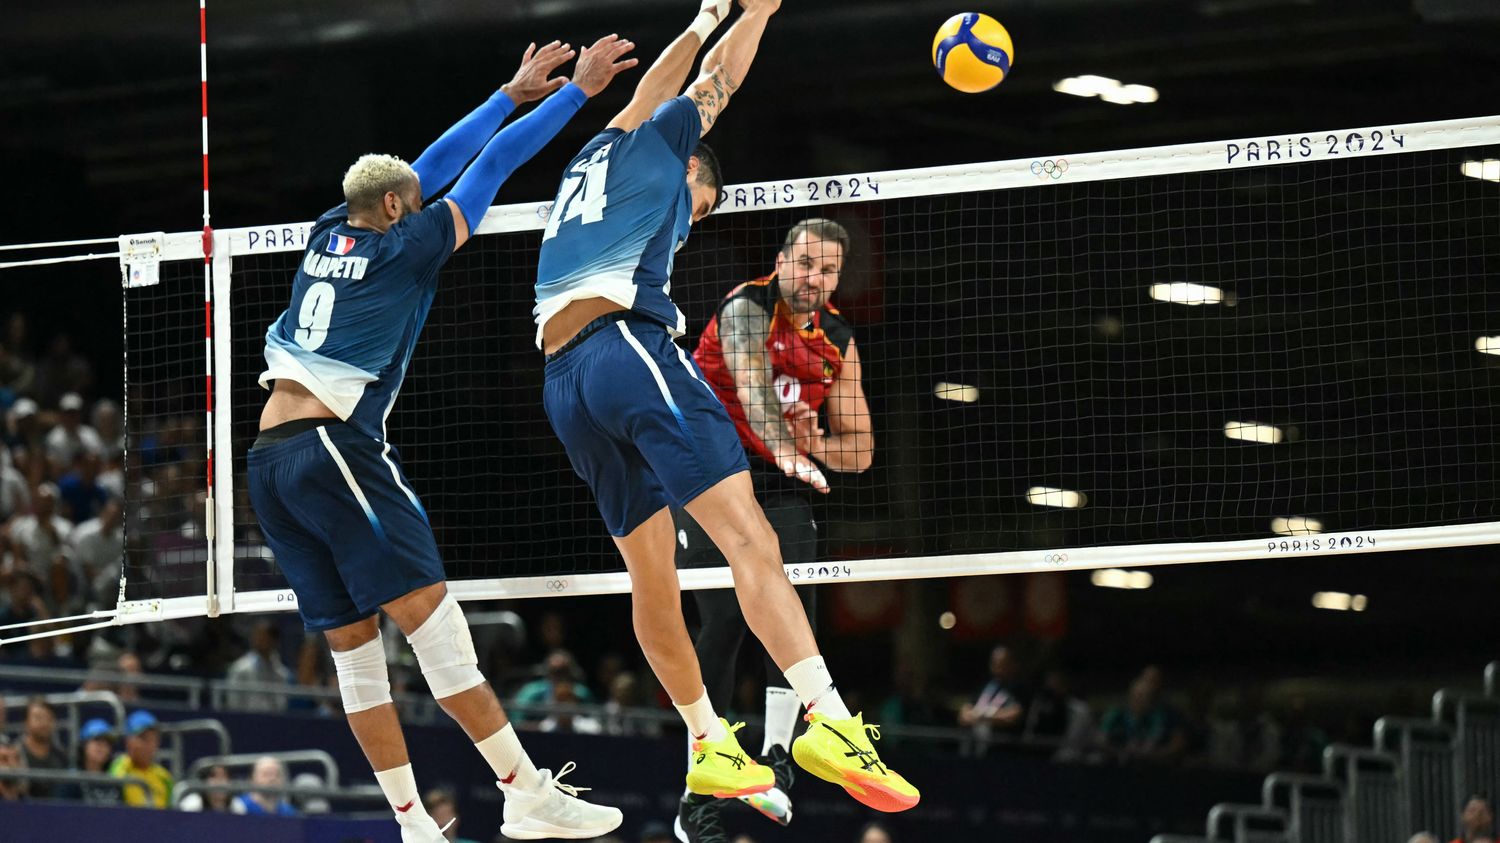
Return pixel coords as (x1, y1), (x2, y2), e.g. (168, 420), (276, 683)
(1, 112), (1499, 637)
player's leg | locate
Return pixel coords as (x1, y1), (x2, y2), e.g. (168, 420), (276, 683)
(247, 426), (448, 841)
(316, 425), (621, 839)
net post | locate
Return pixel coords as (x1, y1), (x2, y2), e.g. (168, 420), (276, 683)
(212, 235), (235, 615)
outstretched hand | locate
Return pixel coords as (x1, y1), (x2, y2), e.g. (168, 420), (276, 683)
(502, 41), (576, 105)
(572, 34), (639, 97)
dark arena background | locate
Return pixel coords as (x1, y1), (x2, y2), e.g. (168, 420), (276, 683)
(3, 1), (1500, 842)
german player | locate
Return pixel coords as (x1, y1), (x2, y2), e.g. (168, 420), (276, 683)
(674, 218), (867, 841)
(247, 39), (635, 842)
(534, 0), (918, 817)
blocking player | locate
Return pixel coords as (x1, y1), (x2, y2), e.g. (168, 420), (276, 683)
(674, 218), (868, 841)
(534, 0), (918, 817)
(247, 39), (636, 842)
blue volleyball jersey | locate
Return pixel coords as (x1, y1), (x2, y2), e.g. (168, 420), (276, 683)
(532, 96), (701, 346)
(259, 200), (455, 441)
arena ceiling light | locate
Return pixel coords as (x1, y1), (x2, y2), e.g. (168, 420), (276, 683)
(1149, 282), (1227, 305)
(1223, 421), (1285, 444)
(1053, 75), (1159, 105)
(1312, 591), (1368, 612)
(934, 382), (980, 403)
(1461, 159), (1500, 182)
(1271, 516), (1323, 536)
(1025, 486), (1087, 508)
(1476, 336), (1500, 356)
(1091, 569), (1154, 590)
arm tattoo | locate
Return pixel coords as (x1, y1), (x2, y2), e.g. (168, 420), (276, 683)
(691, 66), (740, 134)
(720, 296), (793, 457)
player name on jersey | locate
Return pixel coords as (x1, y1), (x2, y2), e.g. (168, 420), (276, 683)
(301, 251), (370, 280)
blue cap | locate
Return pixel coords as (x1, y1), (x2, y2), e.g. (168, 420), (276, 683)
(79, 718), (115, 742)
(124, 710), (159, 736)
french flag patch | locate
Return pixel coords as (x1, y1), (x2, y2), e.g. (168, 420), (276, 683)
(327, 233), (356, 255)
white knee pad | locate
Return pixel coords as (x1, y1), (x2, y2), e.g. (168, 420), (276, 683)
(331, 633), (392, 714)
(406, 594), (485, 699)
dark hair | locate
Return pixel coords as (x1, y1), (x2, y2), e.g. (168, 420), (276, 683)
(781, 218), (851, 258)
(424, 787), (457, 812)
(25, 696), (55, 718)
(690, 142), (725, 210)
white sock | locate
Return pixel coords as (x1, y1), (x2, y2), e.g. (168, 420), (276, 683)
(674, 688), (727, 741)
(784, 656), (852, 720)
(477, 723), (543, 790)
(762, 686), (801, 755)
(374, 763), (431, 820)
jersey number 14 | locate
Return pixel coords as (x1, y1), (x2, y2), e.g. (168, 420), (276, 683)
(542, 144), (612, 241)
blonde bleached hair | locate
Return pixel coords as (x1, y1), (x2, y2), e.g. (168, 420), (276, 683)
(342, 154), (419, 216)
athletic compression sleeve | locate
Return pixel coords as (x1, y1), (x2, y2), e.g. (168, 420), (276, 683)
(447, 83), (589, 233)
(411, 90), (519, 200)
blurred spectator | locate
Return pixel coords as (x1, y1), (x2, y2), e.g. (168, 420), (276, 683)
(878, 658), (941, 729)
(59, 718), (122, 805)
(33, 337), (93, 410)
(0, 570), (49, 631)
(290, 772), (331, 815)
(1099, 669), (1188, 764)
(7, 482), (71, 574)
(425, 787), (482, 843)
(602, 672), (660, 737)
(44, 392), (102, 474)
(1276, 695), (1329, 772)
(95, 651), (145, 703)
(230, 756), (296, 816)
(730, 836), (758, 843)
(0, 734), (24, 800)
(178, 764), (233, 812)
(1411, 835), (1440, 843)
(0, 339), (35, 397)
(958, 645), (1027, 739)
(290, 635), (338, 716)
(1453, 795), (1496, 843)
(540, 675), (603, 735)
(514, 651), (593, 720)
(225, 620), (292, 711)
(68, 496), (124, 606)
(91, 399), (124, 466)
(110, 710), (173, 808)
(18, 696), (66, 798)
(5, 398), (42, 464)
(58, 453), (108, 524)
(639, 821), (674, 843)
(1026, 667), (1093, 761)
(860, 822), (895, 843)
(0, 447), (28, 523)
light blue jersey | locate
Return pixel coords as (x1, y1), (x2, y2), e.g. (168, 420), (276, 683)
(259, 201), (455, 441)
(533, 96), (702, 346)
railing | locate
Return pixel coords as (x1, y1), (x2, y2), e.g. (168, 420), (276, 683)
(1, 690), (126, 759)
(0, 664), (205, 707)
(204, 678), (443, 724)
(0, 766), (150, 798)
(189, 750), (340, 788)
(170, 779), (388, 810)
(158, 719), (234, 780)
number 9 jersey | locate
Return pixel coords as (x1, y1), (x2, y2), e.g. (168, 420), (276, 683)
(259, 200), (456, 442)
(532, 96), (702, 348)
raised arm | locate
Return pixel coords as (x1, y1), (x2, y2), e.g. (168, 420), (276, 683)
(607, 0), (731, 132)
(412, 40), (576, 200)
(683, 0), (779, 136)
(443, 35), (637, 251)
(793, 340), (874, 473)
(719, 296), (830, 493)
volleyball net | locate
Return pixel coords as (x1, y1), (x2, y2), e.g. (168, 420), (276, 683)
(6, 113), (1499, 632)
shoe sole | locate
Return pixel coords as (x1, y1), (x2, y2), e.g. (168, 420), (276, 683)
(499, 817), (623, 840)
(792, 745), (920, 813)
(685, 775), (774, 799)
(738, 791), (793, 826)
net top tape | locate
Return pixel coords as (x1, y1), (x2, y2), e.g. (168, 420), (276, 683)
(134, 113), (1500, 262)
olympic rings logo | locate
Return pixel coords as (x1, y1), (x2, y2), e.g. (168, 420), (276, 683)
(536, 203), (553, 221)
(545, 579), (569, 593)
(1043, 553), (1070, 564)
(1030, 159), (1069, 181)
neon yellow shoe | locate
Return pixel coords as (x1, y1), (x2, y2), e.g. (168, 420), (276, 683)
(685, 719), (774, 799)
(792, 712), (920, 812)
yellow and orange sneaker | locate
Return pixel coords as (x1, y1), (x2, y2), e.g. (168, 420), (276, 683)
(685, 719), (774, 799)
(791, 712), (920, 812)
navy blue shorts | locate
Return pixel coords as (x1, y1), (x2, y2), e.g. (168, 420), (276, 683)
(544, 315), (749, 537)
(247, 422), (445, 632)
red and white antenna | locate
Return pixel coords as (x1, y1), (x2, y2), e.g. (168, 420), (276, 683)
(200, 0), (220, 617)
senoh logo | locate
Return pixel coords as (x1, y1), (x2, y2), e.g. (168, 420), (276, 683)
(1043, 553), (1070, 565)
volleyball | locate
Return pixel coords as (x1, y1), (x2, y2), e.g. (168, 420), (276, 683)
(932, 12), (1014, 93)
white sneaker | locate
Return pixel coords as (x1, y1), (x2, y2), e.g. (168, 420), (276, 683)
(738, 784), (793, 826)
(499, 762), (623, 840)
(396, 810), (454, 843)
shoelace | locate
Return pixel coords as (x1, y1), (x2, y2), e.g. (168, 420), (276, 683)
(688, 799), (727, 841)
(549, 761), (590, 798)
(864, 723), (882, 742)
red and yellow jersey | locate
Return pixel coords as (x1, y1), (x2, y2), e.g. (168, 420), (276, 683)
(695, 274), (854, 466)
